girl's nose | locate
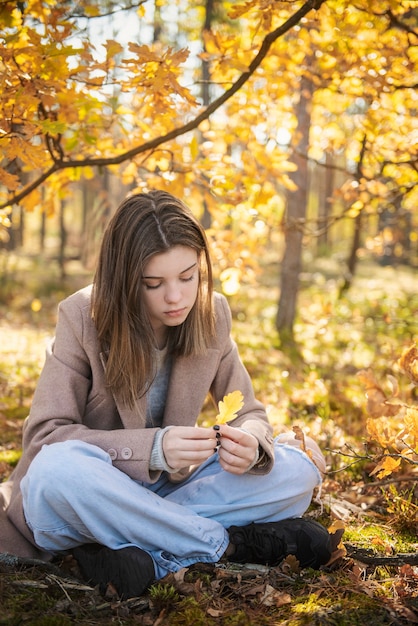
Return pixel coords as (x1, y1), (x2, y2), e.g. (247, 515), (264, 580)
(165, 283), (181, 303)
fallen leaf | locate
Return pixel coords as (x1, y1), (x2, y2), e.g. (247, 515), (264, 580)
(280, 554), (300, 574)
(259, 584), (292, 607)
(207, 607), (223, 617)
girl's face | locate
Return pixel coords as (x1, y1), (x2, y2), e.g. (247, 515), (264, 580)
(142, 245), (199, 344)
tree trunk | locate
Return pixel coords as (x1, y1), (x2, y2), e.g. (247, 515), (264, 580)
(338, 134), (368, 296)
(57, 198), (67, 280)
(39, 198), (46, 253)
(338, 211), (362, 296)
(152, 1), (162, 43)
(276, 73), (314, 343)
(200, 0), (215, 229)
(317, 151), (334, 250)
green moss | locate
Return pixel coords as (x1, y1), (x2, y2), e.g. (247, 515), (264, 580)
(168, 596), (215, 626)
(280, 590), (391, 625)
(1, 590), (60, 623)
(343, 521), (416, 553)
(149, 582), (180, 612)
(222, 610), (253, 625)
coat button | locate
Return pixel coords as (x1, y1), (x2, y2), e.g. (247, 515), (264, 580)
(108, 448), (117, 460)
(121, 447), (133, 459)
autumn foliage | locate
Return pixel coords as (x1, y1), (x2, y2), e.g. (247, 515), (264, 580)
(359, 344), (418, 479)
(0, 0), (417, 269)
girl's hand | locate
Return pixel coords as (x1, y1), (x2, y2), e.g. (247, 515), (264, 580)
(162, 426), (217, 470)
(216, 424), (259, 474)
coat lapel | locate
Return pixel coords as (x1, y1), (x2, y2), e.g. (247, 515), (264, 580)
(114, 394), (148, 429)
(163, 349), (220, 426)
(100, 351), (148, 429)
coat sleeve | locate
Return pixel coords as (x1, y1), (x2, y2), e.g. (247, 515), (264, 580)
(208, 294), (275, 474)
(19, 289), (160, 484)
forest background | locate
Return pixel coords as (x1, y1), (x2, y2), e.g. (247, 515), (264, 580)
(0, 0), (417, 624)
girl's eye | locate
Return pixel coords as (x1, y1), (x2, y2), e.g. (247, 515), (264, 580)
(142, 272), (196, 289)
(181, 274), (195, 283)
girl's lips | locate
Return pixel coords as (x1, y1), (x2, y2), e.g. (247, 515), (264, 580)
(165, 307), (187, 318)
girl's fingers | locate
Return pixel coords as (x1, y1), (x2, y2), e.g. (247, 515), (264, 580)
(162, 427), (217, 468)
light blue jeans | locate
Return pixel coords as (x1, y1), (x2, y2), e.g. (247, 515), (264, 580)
(21, 438), (322, 580)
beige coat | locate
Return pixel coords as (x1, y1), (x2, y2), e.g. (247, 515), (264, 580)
(0, 287), (274, 559)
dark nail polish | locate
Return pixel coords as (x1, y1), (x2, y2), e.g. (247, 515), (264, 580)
(216, 432), (221, 439)
(213, 425), (220, 431)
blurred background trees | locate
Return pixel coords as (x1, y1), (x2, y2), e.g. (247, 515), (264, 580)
(0, 0), (417, 342)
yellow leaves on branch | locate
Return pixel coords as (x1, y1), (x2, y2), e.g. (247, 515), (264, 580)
(103, 39), (124, 63)
(5, 137), (49, 170)
(0, 168), (19, 192)
(1, 0), (415, 221)
(358, 344), (418, 479)
(122, 44), (197, 107)
(369, 455), (402, 480)
(20, 188), (41, 213)
(215, 390), (244, 424)
(201, 29), (250, 79)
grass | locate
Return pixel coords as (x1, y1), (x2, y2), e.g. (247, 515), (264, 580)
(0, 251), (417, 624)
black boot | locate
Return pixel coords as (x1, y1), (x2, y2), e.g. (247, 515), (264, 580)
(73, 543), (155, 599)
(228, 518), (334, 569)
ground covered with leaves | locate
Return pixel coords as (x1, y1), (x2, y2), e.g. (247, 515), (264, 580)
(0, 255), (417, 625)
(0, 540), (417, 626)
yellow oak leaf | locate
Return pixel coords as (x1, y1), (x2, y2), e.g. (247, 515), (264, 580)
(216, 390), (244, 424)
(370, 455), (401, 479)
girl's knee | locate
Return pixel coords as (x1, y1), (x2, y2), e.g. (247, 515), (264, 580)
(275, 431), (326, 475)
(272, 439), (323, 497)
(22, 440), (107, 505)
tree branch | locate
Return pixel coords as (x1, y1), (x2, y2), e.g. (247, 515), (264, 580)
(69, 1), (148, 21)
(386, 9), (418, 39)
(0, 0), (326, 211)
(345, 544), (418, 566)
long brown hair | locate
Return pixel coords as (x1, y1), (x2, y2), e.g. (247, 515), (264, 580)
(92, 190), (215, 409)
